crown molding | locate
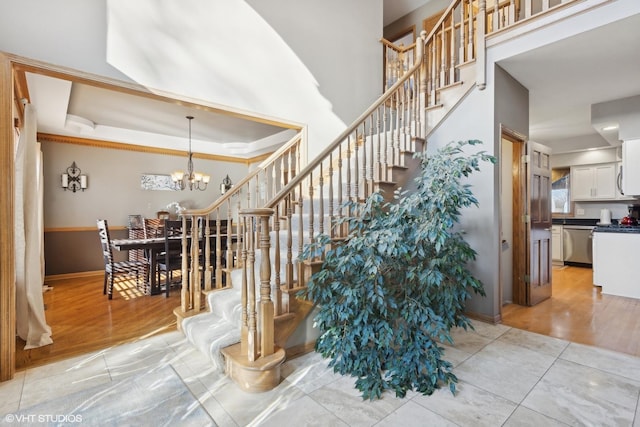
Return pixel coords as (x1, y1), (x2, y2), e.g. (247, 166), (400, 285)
(37, 132), (272, 165)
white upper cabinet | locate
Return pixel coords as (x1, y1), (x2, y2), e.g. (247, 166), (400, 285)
(571, 163), (617, 201)
(622, 139), (640, 196)
(616, 162), (636, 200)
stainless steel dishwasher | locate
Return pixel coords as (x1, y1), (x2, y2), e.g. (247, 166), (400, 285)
(562, 225), (594, 265)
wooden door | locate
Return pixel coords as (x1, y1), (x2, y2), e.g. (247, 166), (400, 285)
(527, 141), (552, 305)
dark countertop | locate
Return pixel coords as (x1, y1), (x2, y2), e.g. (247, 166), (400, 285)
(554, 217), (640, 232)
(593, 224), (640, 234)
(552, 218), (599, 226)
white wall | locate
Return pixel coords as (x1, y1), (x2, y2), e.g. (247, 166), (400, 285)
(1, 0), (384, 226)
(1, 0), (383, 162)
(551, 147), (619, 168)
(105, 0), (382, 160)
(0, 0), (130, 82)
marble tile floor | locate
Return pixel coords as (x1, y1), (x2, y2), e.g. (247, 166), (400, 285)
(2, 321), (640, 426)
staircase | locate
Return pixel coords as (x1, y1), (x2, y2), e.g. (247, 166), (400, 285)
(174, 0), (582, 392)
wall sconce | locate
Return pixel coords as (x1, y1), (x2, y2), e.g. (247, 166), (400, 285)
(61, 161), (88, 193)
(220, 174), (233, 194)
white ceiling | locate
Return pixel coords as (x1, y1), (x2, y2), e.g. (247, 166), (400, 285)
(26, 72), (293, 158)
(497, 11), (640, 153)
(23, 1), (640, 158)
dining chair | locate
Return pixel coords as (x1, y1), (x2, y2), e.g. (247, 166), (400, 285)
(143, 218), (164, 238)
(156, 219), (190, 297)
(127, 214), (146, 262)
(97, 219), (149, 299)
(156, 218), (230, 296)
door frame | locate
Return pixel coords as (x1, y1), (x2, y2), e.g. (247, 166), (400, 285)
(0, 54), (15, 381)
(500, 125), (528, 307)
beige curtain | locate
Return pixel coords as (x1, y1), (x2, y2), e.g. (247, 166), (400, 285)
(15, 103), (52, 349)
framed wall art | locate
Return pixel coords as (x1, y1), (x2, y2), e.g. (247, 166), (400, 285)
(141, 174), (176, 191)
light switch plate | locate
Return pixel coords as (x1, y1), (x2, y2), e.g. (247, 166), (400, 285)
(576, 208), (585, 216)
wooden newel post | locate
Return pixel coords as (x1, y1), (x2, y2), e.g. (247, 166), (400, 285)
(258, 209), (275, 357)
(180, 215), (191, 312)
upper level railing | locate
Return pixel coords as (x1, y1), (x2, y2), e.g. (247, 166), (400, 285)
(382, 0), (580, 97)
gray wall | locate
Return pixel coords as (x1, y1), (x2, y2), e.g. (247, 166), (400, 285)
(494, 64), (529, 315)
(383, 0), (450, 39)
(426, 84), (498, 320)
(41, 142), (248, 228)
(426, 64), (529, 322)
(41, 140), (248, 275)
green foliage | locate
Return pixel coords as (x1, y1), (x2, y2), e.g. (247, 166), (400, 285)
(299, 139), (496, 400)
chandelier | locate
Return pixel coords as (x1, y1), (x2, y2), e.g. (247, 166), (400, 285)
(171, 115), (210, 191)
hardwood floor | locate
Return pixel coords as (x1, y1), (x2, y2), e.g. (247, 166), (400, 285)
(15, 274), (181, 371)
(502, 265), (640, 357)
(15, 265), (640, 372)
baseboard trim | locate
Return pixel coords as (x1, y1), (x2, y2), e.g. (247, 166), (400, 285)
(466, 310), (502, 325)
(45, 270), (103, 282)
(285, 340), (316, 360)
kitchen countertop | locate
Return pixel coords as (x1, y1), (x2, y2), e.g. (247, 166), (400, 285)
(553, 217), (640, 233)
(593, 224), (640, 233)
(552, 218), (598, 226)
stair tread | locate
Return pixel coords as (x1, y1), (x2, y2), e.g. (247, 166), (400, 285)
(426, 103), (444, 111)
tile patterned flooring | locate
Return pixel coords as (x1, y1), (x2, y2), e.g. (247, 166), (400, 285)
(2, 321), (640, 426)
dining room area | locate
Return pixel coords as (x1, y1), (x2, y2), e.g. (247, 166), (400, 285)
(3, 56), (300, 381)
(26, 141), (245, 372)
(19, 209), (237, 370)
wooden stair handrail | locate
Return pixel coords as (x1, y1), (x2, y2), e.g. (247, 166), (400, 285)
(266, 37), (427, 209)
(182, 130), (305, 217)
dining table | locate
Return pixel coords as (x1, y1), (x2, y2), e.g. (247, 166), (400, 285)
(111, 237), (175, 295)
(111, 234), (237, 296)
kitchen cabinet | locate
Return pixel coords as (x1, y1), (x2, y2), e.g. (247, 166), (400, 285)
(616, 162), (636, 200)
(593, 231), (640, 299)
(622, 139), (640, 196)
(551, 225), (563, 264)
(571, 163), (616, 201)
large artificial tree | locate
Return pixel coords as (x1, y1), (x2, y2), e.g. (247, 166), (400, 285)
(300, 139), (496, 399)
